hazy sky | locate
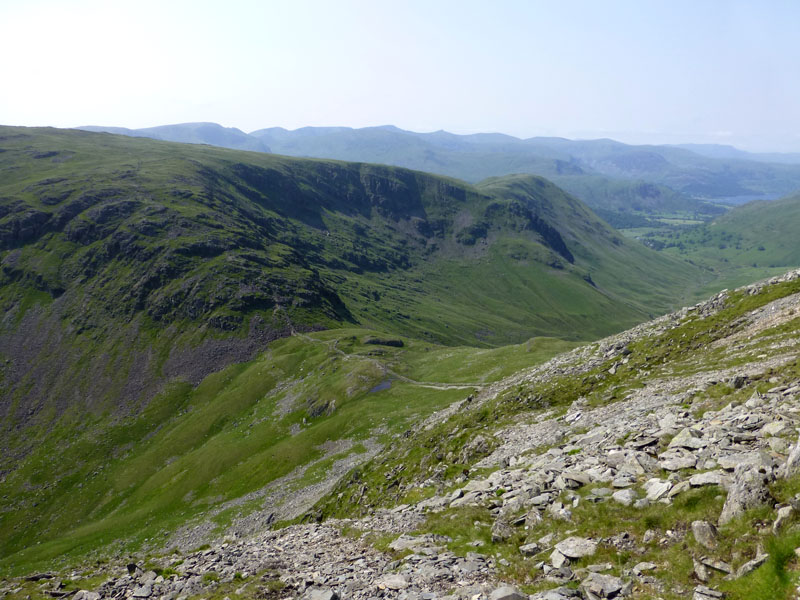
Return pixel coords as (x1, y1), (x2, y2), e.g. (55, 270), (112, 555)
(2, 0), (799, 151)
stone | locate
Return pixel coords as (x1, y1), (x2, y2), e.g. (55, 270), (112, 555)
(761, 420), (790, 437)
(667, 480), (691, 498)
(611, 473), (636, 488)
(693, 558), (710, 583)
(718, 465), (774, 525)
(554, 536), (597, 559)
(783, 436), (800, 478)
(73, 592), (100, 600)
(580, 572), (624, 598)
(519, 542), (541, 556)
(586, 563), (614, 572)
(769, 437), (789, 453)
(379, 574), (409, 590)
(659, 452), (698, 471)
(691, 521), (718, 550)
(689, 471), (728, 488)
(139, 571), (157, 584)
(669, 428), (707, 450)
(132, 584), (152, 598)
(693, 585), (724, 599)
(489, 586), (527, 600)
(540, 588), (580, 600)
(632, 562), (656, 575)
(526, 508), (543, 527)
(612, 488), (637, 506)
(700, 557), (732, 574)
(550, 549), (569, 569)
(644, 478), (672, 501)
(718, 451), (773, 472)
(734, 553), (768, 578)
(305, 590), (338, 600)
(773, 505), (794, 532)
(491, 519), (514, 543)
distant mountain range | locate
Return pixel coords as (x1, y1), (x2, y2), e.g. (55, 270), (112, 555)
(80, 122), (271, 153)
(80, 123), (800, 217)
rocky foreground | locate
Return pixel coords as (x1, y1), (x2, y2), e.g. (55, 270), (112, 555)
(5, 270), (800, 600)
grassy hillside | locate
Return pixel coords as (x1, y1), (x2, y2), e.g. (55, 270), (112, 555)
(0, 125), (707, 575)
(0, 328), (575, 574)
(0, 126), (705, 429)
(633, 192), (800, 294)
(311, 270), (800, 600)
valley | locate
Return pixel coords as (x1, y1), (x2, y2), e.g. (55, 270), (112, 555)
(2, 126), (800, 600)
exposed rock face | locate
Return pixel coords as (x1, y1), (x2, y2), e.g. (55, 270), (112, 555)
(718, 464), (774, 525)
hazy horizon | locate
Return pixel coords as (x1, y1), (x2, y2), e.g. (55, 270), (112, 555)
(3, 0), (799, 152)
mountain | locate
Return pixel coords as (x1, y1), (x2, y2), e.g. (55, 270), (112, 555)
(3, 257), (800, 600)
(675, 143), (800, 165)
(79, 122), (271, 153)
(0, 125), (710, 572)
(79, 123), (800, 219)
(252, 126), (800, 206)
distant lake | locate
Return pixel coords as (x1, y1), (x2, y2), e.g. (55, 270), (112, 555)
(706, 192), (784, 206)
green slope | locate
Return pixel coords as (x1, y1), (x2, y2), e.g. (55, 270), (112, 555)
(636, 192), (800, 293)
(0, 125), (709, 571)
(0, 328), (575, 573)
(0, 126), (704, 426)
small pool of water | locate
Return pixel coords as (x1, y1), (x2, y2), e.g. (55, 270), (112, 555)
(369, 379), (392, 393)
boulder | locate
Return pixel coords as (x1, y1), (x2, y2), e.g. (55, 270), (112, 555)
(491, 518), (514, 542)
(669, 428), (707, 450)
(689, 471), (728, 488)
(718, 464), (774, 525)
(519, 542), (541, 556)
(782, 436), (800, 478)
(693, 585), (724, 599)
(612, 488), (637, 506)
(379, 574), (409, 590)
(304, 590), (339, 600)
(550, 549), (569, 568)
(691, 521), (718, 550)
(489, 586), (527, 600)
(734, 553), (768, 578)
(580, 572), (625, 598)
(555, 536), (598, 558)
(644, 478), (672, 501)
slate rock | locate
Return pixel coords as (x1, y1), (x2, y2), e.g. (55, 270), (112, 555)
(131, 584), (152, 598)
(519, 542), (541, 556)
(379, 574), (409, 590)
(489, 586), (527, 600)
(304, 589), (339, 600)
(555, 537), (597, 559)
(581, 572), (624, 598)
(644, 478), (672, 501)
(693, 585), (724, 599)
(691, 521), (718, 550)
(718, 465), (773, 525)
(612, 488), (637, 506)
(689, 471), (728, 488)
(550, 549), (569, 568)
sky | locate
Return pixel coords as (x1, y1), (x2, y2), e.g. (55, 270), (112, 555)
(1, 0), (799, 152)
